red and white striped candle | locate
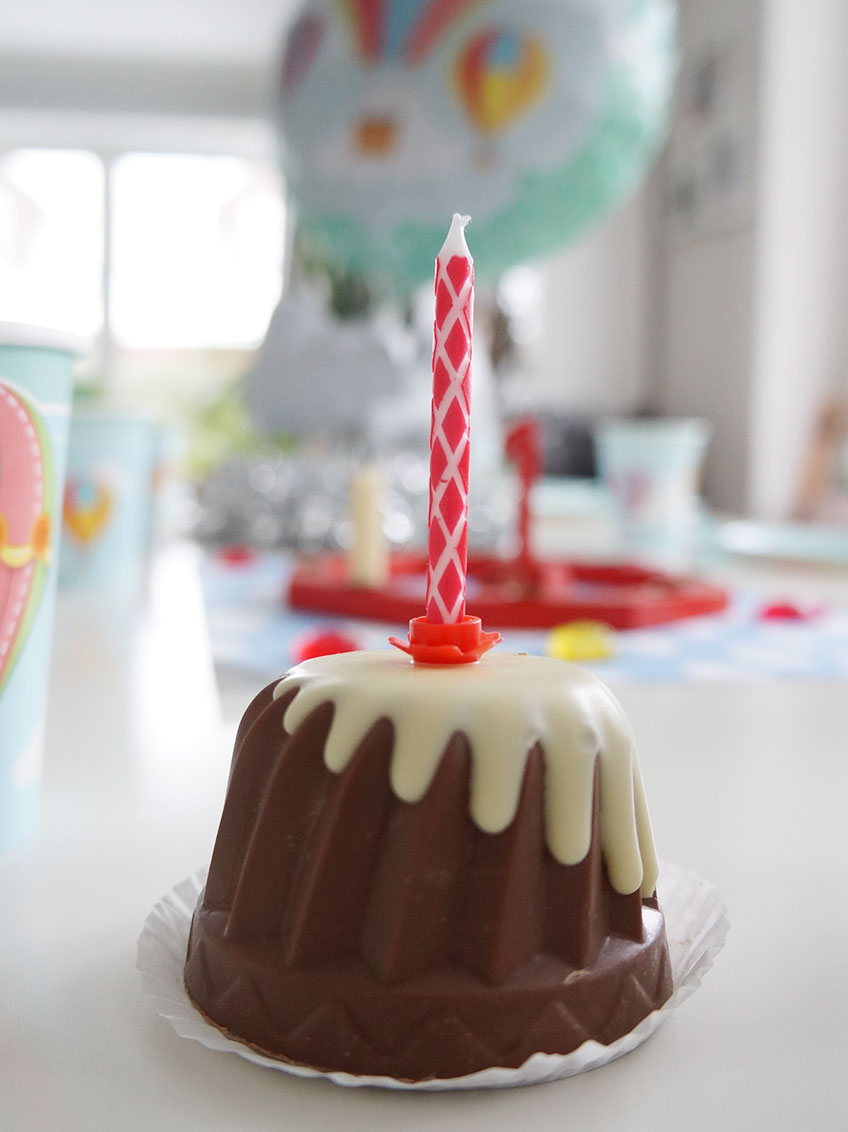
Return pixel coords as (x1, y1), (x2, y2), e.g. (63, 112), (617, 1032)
(388, 216), (499, 663)
(425, 213), (474, 624)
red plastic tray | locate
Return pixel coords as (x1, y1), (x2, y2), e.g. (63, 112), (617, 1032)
(287, 551), (728, 630)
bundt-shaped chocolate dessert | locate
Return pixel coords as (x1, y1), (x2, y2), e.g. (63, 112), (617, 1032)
(184, 651), (672, 1081)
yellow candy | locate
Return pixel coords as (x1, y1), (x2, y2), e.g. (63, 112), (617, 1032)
(546, 620), (616, 663)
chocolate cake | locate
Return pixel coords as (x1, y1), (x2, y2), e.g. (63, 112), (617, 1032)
(184, 650), (672, 1081)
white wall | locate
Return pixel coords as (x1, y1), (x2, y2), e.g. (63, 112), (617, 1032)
(657, 226), (759, 510)
(749, 0), (848, 516)
(649, 0), (763, 513)
(651, 0), (848, 517)
(517, 186), (651, 416)
(523, 0), (767, 513)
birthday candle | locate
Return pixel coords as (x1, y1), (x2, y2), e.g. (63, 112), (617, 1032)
(426, 213), (474, 624)
(389, 215), (499, 665)
(348, 463), (388, 588)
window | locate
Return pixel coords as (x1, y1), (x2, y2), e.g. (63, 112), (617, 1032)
(0, 146), (286, 399)
(0, 149), (104, 338)
(110, 153), (284, 350)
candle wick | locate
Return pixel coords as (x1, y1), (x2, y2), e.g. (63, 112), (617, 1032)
(438, 213), (473, 262)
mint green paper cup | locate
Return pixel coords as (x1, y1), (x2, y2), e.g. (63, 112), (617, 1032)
(0, 322), (89, 851)
(595, 417), (711, 571)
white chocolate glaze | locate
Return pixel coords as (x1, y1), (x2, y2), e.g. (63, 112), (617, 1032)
(273, 651), (658, 897)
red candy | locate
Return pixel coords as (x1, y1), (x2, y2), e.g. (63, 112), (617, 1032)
(757, 601), (820, 622)
(293, 628), (361, 663)
(218, 544), (256, 567)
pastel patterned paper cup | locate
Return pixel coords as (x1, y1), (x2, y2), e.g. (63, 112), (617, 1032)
(595, 418), (711, 571)
(0, 322), (88, 852)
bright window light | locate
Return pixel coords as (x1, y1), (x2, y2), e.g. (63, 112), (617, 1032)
(0, 149), (104, 337)
(110, 153), (285, 349)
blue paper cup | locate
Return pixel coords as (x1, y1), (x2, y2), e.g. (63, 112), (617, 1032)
(59, 407), (160, 592)
(595, 417), (711, 570)
(0, 322), (88, 852)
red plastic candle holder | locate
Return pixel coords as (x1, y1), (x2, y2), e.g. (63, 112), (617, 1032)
(389, 614), (501, 665)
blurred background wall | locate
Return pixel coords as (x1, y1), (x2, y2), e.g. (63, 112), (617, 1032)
(1, 0), (847, 520)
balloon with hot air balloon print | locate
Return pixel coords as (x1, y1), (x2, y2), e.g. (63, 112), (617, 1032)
(274, 0), (676, 293)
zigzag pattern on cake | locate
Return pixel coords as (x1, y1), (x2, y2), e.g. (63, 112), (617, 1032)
(187, 935), (670, 1077)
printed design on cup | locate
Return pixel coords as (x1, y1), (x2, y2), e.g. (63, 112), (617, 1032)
(608, 469), (653, 515)
(0, 380), (55, 697)
(63, 478), (114, 545)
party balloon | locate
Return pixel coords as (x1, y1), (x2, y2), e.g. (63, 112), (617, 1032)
(274, 0), (676, 294)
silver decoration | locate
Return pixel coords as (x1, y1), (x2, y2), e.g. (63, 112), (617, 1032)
(191, 442), (516, 556)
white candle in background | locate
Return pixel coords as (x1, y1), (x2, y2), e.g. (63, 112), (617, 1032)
(348, 463), (389, 588)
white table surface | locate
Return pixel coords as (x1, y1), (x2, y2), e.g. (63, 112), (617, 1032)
(2, 543), (847, 1131)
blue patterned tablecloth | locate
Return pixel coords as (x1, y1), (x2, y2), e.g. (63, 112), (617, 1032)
(200, 552), (848, 686)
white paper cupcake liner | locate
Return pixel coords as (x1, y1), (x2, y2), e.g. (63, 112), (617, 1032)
(137, 860), (728, 1091)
